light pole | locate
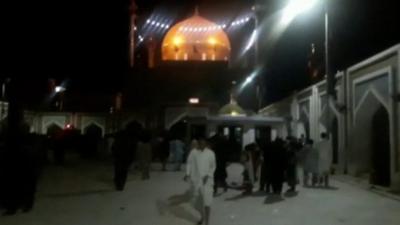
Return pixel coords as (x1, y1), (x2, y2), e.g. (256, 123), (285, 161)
(282, 0), (334, 132)
(55, 86), (66, 111)
(252, 4), (265, 110)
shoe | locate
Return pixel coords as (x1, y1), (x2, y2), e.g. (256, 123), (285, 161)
(22, 207), (33, 213)
(286, 188), (295, 193)
(3, 210), (17, 216)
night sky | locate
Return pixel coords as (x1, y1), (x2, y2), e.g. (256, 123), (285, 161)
(1, 0), (399, 108)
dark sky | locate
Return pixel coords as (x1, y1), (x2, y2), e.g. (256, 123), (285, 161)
(1, 0), (399, 106)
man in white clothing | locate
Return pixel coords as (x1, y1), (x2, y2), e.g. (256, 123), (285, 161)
(315, 132), (332, 187)
(185, 138), (216, 225)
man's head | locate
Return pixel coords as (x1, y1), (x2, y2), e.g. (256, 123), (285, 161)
(199, 138), (208, 150)
(190, 139), (199, 150)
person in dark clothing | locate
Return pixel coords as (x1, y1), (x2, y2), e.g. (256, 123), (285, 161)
(52, 132), (65, 165)
(137, 130), (152, 180)
(0, 126), (39, 215)
(260, 140), (272, 193)
(285, 137), (301, 193)
(210, 134), (228, 195)
(157, 131), (170, 171)
(265, 138), (287, 196)
(111, 130), (136, 191)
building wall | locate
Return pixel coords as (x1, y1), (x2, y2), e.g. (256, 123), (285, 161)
(21, 112), (146, 137)
(346, 45), (400, 189)
(259, 44), (400, 190)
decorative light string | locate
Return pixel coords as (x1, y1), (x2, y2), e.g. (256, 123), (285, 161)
(136, 14), (253, 45)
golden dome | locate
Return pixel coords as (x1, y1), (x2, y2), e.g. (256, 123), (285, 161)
(162, 11), (231, 62)
(219, 98), (246, 116)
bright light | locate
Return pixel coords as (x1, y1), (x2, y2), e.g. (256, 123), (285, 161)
(239, 68), (261, 92)
(245, 76), (253, 84)
(282, 0), (319, 24)
(230, 111), (239, 116)
(55, 86), (66, 93)
(244, 29), (257, 52)
(173, 36), (183, 45)
(208, 37), (217, 45)
(156, 22), (160, 27)
(151, 21), (155, 25)
(189, 98), (199, 104)
(146, 19), (150, 24)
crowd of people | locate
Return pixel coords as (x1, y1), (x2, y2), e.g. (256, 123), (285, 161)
(180, 132), (333, 225)
(0, 120), (333, 223)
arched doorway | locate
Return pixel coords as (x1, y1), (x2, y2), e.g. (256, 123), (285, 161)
(46, 123), (64, 164)
(85, 124), (102, 139)
(371, 106), (391, 187)
(169, 121), (187, 140)
(125, 121), (143, 137)
(46, 123), (62, 137)
(83, 124), (103, 158)
(351, 90), (392, 186)
(331, 117), (339, 164)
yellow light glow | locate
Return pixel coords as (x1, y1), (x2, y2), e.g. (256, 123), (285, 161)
(173, 36), (183, 46)
(208, 37), (217, 45)
(230, 111), (238, 116)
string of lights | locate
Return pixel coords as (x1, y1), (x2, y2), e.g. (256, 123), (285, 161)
(145, 19), (171, 30)
(136, 14), (253, 45)
(144, 16), (251, 32)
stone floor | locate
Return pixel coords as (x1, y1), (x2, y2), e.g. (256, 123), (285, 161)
(1, 160), (400, 225)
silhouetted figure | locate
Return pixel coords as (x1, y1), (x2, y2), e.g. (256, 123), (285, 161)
(52, 131), (65, 165)
(1, 126), (39, 215)
(169, 137), (185, 171)
(285, 137), (301, 193)
(240, 150), (252, 195)
(266, 138), (287, 196)
(210, 134), (228, 195)
(111, 130), (136, 191)
(137, 131), (152, 180)
(260, 140), (273, 192)
(155, 131), (169, 171)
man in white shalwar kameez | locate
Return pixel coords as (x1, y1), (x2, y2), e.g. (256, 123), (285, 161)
(185, 139), (216, 225)
(314, 133), (332, 187)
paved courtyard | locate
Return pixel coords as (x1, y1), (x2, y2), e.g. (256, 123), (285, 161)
(1, 160), (400, 225)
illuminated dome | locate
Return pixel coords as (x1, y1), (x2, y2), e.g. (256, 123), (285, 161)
(162, 10), (231, 61)
(219, 98), (246, 116)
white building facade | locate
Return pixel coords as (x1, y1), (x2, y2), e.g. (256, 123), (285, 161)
(260, 44), (400, 190)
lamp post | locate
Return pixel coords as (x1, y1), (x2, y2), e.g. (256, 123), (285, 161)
(55, 86), (66, 111)
(282, 0), (334, 132)
(252, 4), (264, 110)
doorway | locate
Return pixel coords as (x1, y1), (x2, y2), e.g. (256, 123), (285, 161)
(371, 106), (391, 187)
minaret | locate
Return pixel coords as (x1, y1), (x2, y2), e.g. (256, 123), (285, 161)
(129, 0), (137, 67)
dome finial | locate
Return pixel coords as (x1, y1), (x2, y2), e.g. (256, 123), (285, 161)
(194, 5), (199, 16)
(230, 93), (237, 104)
